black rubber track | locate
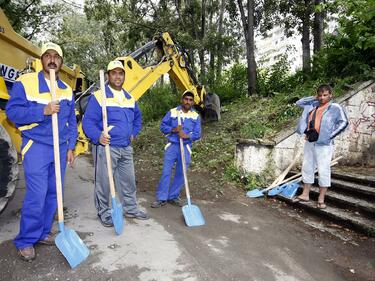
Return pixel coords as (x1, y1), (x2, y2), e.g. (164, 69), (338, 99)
(0, 124), (18, 214)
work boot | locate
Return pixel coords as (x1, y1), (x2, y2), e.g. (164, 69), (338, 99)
(18, 246), (35, 262)
(151, 200), (167, 208)
(124, 210), (150, 220)
(168, 198), (184, 207)
(38, 233), (56, 246)
(98, 215), (114, 227)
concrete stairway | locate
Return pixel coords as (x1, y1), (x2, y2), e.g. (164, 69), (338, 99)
(278, 169), (375, 236)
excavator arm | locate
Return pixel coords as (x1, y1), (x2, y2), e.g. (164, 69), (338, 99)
(74, 32), (220, 156)
(119, 32), (220, 119)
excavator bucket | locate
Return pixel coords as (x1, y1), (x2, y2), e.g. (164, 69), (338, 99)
(203, 93), (221, 121)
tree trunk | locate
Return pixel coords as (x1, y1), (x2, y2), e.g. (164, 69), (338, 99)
(238, 0), (257, 96)
(237, 0), (248, 41)
(247, 0), (257, 96)
(215, 0), (226, 80)
(199, 0), (206, 81)
(313, 0), (323, 54)
(208, 0), (215, 85)
(302, 0), (312, 75)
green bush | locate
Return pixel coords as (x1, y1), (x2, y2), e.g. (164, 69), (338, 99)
(138, 84), (180, 123)
(257, 54), (292, 96)
(212, 63), (248, 104)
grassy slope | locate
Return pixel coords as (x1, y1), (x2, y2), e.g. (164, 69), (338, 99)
(134, 83), (353, 195)
(134, 93), (303, 194)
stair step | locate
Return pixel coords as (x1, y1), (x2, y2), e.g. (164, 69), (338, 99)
(279, 197), (375, 236)
(330, 179), (375, 199)
(331, 170), (375, 187)
(309, 186), (375, 216)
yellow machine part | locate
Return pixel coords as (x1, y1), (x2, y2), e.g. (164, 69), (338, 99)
(0, 8), (88, 155)
(0, 111), (21, 154)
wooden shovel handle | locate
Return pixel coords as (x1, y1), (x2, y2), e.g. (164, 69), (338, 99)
(50, 69), (64, 223)
(275, 156), (342, 187)
(269, 150), (301, 188)
(178, 111), (191, 200)
(99, 70), (116, 198)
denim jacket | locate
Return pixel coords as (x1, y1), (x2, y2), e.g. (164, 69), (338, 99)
(296, 96), (348, 145)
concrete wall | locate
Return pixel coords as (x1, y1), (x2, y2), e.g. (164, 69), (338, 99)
(236, 81), (375, 174)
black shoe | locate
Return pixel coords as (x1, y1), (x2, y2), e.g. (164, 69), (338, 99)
(151, 200), (167, 208)
(98, 215), (113, 227)
(168, 198), (184, 207)
(124, 210), (150, 220)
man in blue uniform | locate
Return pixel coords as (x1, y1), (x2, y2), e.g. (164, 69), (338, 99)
(83, 60), (149, 226)
(6, 42), (77, 261)
(151, 91), (201, 208)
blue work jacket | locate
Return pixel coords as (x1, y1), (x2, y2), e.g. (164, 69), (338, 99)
(160, 105), (201, 145)
(295, 96), (349, 145)
(82, 85), (141, 147)
(6, 71), (77, 150)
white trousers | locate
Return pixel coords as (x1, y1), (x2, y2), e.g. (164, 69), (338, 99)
(302, 141), (333, 187)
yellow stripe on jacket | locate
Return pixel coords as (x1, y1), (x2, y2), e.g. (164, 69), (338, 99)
(18, 72), (73, 105)
(93, 90), (136, 108)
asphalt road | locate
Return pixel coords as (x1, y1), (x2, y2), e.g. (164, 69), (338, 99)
(0, 156), (374, 281)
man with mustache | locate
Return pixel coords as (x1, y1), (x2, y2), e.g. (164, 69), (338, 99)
(83, 60), (149, 227)
(6, 42), (77, 261)
(151, 91), (201, 208)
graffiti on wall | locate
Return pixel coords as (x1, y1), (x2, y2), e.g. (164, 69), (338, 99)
(350, 100), (375, 136)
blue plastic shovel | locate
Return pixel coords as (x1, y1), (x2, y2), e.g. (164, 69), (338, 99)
(99, 70), (124, 235)
(178, 112), (205, 227)
(279, 182), (300, 199)
(247, 152), (301, 198)
(50, 70), (90, 268)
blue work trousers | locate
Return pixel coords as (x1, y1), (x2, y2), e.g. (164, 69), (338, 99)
(156, 142), (191, 201)
(14, 140), (67, 250)
(93, 145), (139, 224)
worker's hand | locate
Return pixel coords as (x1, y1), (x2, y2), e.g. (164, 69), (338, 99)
(130, 135), (136, 143)
(178, 130), (189, 139)
(44, 101), (60, 115)
(172, 125), (182, 133)
(67, 149), (75, 167)
(99, 132), (111, 145)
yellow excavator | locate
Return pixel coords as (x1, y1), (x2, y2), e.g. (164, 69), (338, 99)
(0, 9), (88, 213)
(75, 32), (221, 155)
(0, 8), (220, 213)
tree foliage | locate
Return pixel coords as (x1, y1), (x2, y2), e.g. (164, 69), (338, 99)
(1, 0), (373, 107)
(0, 0), (66, 40)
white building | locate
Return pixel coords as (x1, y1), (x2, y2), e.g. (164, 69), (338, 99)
(255, 26), (302, 72)
(255, 21), (338, 73)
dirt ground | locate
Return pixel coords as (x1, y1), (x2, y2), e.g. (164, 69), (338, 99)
(0, 152), (374, 281)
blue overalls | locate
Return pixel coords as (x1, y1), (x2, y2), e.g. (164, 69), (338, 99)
(156, 106), (201, 201)
(6, 71), (77, 250)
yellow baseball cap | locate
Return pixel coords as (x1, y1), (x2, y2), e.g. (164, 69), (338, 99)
(107, 60), (125, 71)
(41, 42), (63, 58)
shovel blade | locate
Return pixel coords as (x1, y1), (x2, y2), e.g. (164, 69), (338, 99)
(267, 184), (287, 196)
(246, 188), (265, 198)
(182, 204), (205, 227)
(55, 227), (90, 269)
(111, 197), (124, 235)
(280, 182), (300, 199)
